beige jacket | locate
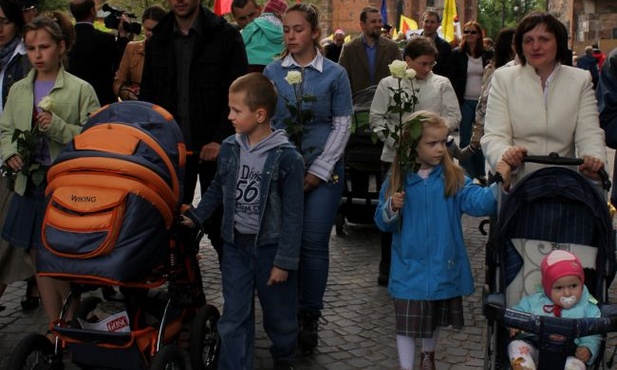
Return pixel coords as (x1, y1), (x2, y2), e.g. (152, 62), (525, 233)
(481, 63), (606, 183)
(113, 40), (145, 100)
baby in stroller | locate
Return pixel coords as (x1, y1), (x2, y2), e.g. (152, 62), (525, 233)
(508, 250), (601, 370)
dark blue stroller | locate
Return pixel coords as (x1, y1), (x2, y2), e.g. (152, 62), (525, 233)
(483, 154), (617, 370)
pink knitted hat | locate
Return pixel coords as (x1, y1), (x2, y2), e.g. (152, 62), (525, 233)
(263, 0), (287, 16)
(541, 250), (585, 297)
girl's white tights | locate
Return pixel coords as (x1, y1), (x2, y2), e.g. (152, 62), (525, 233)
(508, 339), (586, 370)
(397, 329), (440, 370)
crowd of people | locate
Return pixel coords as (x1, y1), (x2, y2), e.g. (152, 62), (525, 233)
(0, 0), (615, 369)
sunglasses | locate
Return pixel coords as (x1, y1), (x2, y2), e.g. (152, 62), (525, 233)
(463, 30), (478, 35)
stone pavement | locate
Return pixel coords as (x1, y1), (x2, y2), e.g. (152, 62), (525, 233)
(0, 214), (492, 370)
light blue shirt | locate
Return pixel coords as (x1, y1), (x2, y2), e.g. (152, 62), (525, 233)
(362, 36), (377, 85)
(263, 51), (353, 180)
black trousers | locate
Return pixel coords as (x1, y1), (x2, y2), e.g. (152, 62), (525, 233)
(184, 155), (224, 263)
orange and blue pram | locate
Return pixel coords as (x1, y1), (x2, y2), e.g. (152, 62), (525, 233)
(7, 101), (220, 370)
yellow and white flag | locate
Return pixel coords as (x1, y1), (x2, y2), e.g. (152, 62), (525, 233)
(441, 0), (457, 42)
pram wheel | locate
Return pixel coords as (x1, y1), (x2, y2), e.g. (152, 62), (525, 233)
(484, 319), (501, 370)
(149, 345), (185, 370)
(189, 304), (220, 370)
(7, 333), (62, 370)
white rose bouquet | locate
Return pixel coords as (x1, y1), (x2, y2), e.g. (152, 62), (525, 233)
(282, 69), (316, 152)
(376, 61), (422, 178)
(2, 96), (56, 188)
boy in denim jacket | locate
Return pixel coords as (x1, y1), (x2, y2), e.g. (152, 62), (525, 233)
(182, 73), (304, 370)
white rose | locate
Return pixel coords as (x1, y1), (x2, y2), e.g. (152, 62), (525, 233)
(285, 71), (302, 85)
(405, 69), (417, 80)
(388, 60), (407, 79)
(38, 96), (54, 112)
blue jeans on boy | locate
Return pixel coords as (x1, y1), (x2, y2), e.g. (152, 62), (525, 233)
(459, 99), (486, 179)
(217, 234), (298, 370)
(299, 161), (345, 314)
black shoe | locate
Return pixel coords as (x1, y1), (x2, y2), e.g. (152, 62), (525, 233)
(272, 361), (294, 370)
(21, 277), (40, 311)
(298, 312), (320, 351)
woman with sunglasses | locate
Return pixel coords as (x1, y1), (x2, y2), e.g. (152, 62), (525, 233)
(451, 21), (490, 183)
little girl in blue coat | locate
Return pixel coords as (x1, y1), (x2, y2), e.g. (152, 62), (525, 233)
(374, 110), (510, 370)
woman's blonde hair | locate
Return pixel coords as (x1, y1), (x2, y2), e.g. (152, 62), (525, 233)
(385, 110), (465, 199)
(280, 3), (324, 59)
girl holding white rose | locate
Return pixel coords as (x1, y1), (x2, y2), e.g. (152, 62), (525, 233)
(369, 36), (460, 288)
(374, 110), (510, 370)
(0, 12), (99, 331)
(262, 3), (353, 352)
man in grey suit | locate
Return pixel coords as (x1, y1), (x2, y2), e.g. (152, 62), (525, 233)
(338, 6), (402, 94)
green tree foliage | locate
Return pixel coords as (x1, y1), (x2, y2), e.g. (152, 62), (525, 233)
(478, 0), (546, 39)
(38, 0), (69, 11)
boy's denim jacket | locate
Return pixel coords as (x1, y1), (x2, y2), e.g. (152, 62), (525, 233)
(185, 135), (305, 270)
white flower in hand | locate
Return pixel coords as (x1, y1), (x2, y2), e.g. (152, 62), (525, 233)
(405, 69), (417, 80)
(38, 96), (54, 112)
(388, 60), (408, 79)
(285, 71), (302, 85)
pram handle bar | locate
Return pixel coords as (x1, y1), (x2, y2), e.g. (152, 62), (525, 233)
(487, 299), (617, 337)
(502, 307), (617, 338)
(486, 299), (617, 370)
(523, 153), (611, 191)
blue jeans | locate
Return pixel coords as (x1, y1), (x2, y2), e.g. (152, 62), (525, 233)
(459, 99), (486, 179)
(217, 234), (298, 370)
(299, 161), (345, 314)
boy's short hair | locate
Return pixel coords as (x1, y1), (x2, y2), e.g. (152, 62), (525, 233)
(229, 73), (278, 120)
(403, 36), (438, 60)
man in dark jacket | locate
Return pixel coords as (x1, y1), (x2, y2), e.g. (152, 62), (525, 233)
(578, 46), (599, 89)
(140, 0), (248, 259)
(68, 0), (127, 106)
(420, 10), (453, 80)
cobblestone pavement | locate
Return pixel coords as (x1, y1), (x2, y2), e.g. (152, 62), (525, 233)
(0, 214), (493, 370)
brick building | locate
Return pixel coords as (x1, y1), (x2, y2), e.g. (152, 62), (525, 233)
(548, 0), (616, 54)
(319, 0), (477, 38)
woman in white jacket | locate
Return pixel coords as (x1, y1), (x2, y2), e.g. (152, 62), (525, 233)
(481, 12), (606, 184)
(370, 36), (461, 164)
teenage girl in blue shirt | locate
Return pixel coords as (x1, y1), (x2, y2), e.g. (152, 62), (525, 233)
(262, 2), (353, 352)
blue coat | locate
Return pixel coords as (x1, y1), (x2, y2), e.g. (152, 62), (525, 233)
(512, 286), (601, 364)
(374, 165), (497, 300)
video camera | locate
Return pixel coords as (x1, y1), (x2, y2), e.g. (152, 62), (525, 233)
(102, 4), (141, 35)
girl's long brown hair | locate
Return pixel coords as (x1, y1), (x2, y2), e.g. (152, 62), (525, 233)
(385, 110), (465, 199)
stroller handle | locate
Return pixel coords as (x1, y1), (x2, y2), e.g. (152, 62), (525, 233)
(523, 153), (611, 191)
(503, 307), (617, 338)
(486, 298), (617, 337)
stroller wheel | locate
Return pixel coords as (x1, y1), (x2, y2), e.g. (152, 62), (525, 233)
(7, 333), (62, 370)
(149, 345), (185, 370)
(484, 319), (502, 370)
(189, 304), (220, 370)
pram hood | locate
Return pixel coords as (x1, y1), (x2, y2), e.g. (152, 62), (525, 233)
(495, 166), (616, 303)
(37, 101), (187, 284)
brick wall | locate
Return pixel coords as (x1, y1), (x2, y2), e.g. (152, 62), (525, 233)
(321, 0), (476, 39)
